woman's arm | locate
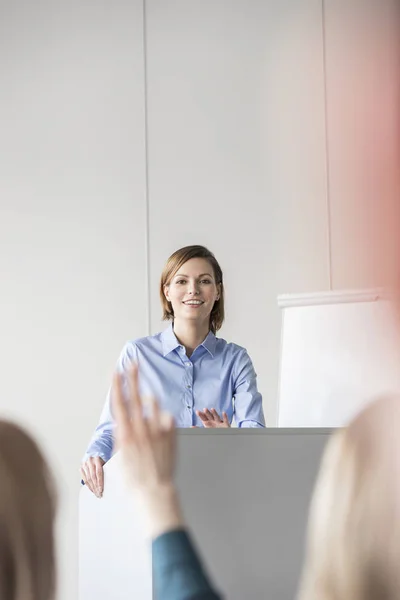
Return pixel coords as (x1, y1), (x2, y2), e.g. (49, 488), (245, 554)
(136, 485), (222, 599)
(80, 393), (114, 496)
(83, 341), (140, 463)
(81, 342), (138, 494)
(82, 390), (114, 463)
(233, 349), (266, 427)
(153, 529), (222, 600)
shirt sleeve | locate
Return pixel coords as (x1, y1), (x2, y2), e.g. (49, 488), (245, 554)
(82, 389), (114, 464)
(233, 350), (266, 428)
(152, 529), (223, 600)
(82, 342), (137, 464)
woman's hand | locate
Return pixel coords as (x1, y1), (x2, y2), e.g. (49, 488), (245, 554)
(80, 456), (105, 498)
(112, 364), (184, 538)
(196, 408), (230, 428)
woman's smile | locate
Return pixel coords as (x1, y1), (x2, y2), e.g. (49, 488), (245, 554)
(183, 300), (204, 308)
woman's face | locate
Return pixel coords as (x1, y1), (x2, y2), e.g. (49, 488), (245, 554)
(164, 257), (220, 327)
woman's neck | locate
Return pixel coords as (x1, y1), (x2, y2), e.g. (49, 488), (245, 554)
(172, 320), (210, 358)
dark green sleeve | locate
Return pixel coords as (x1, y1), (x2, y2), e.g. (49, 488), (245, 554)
(152, 529), (223, 600)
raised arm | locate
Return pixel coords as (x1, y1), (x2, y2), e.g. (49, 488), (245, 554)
(113, 365), (223, 600)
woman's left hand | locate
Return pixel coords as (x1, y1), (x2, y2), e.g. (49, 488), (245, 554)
(196, 408), (230, 428)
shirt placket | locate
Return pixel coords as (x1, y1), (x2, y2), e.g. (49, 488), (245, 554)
(178, 346), (195, 425)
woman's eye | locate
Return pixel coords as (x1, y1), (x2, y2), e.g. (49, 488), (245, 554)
(200, 279), (211, 284)
(176, 280), (186, 284)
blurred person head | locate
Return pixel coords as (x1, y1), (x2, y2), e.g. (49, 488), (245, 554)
(0, 420), (56, 600)
(298, 395), (400, 600)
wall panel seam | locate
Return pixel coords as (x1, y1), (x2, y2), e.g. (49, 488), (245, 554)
(143, 0), (151, 335)
(321, 0), (333, 291)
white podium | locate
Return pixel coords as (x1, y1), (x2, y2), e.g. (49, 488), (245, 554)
(79, 428), (331, 600)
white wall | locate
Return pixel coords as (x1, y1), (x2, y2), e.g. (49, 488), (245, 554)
(0, 1), (399, 599)
(146, 0), (330, 424)
(0, 2), (147, 599)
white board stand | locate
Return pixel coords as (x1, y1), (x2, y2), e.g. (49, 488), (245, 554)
(277, 289), (400, 427)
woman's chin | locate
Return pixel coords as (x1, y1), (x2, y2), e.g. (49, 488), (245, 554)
(177, 311), (210, 323)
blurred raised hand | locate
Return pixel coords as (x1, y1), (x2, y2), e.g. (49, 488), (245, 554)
(112, 364), (184, 538)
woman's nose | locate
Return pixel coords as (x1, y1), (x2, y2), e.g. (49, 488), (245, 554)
(188, 282), (200, 294)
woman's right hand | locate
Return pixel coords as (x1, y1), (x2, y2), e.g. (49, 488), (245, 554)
(80, 456), (105, 498)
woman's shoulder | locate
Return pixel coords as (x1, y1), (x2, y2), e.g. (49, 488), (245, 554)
(214, 335), (249, 359)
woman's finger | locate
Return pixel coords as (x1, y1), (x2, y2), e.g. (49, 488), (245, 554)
(127, 364), (147, 441)
(88, 460), (102, 497)
(81, 465), (96, 496)
(80, 466), (87, 485)
(160, 411), (175, 433)
(148, 396), (161, 435)
(94, 460), (104, 496)
(205, 408), (217, 421)
(196, 410), (208, 422)
(164, 413), (177, 463)
(197, 410), (215, 428)
(211, 408), (223, 422)
(127, 363), (140, 414)
(222, 412), (230, 426)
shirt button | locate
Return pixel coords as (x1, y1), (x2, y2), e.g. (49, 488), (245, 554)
(185, 362), (192, 367)
(187, 384), (191, 389)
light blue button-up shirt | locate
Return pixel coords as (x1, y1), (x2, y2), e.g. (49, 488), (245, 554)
(84, 324), (265, 463)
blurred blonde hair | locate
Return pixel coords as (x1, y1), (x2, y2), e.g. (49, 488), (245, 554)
(298, 396), (400, 600)
(0, 420), (57, 600)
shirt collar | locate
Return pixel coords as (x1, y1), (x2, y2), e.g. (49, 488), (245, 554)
(161, 323), (217, 357)
(161, 323), (181, 356)
(200, 330), (217, 357)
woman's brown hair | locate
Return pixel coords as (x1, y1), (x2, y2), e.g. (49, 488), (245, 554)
(160, 245), (225, 334)
(0, 420), (57, 600)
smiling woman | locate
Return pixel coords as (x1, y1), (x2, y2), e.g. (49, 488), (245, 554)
(80, 245), (265, 497)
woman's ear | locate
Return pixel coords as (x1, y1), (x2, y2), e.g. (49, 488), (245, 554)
(216, 283), (221, 301)
(163, 284), (170, 302)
